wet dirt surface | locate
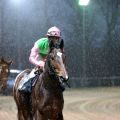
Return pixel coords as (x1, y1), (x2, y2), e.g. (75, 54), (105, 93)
(0, 87), (120, 120)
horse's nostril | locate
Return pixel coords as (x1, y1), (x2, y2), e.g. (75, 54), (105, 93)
(59, 76), (64, 82)
(59, 76), (68, 82)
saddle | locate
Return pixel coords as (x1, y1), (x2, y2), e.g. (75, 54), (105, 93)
(18, 68), (42, 93)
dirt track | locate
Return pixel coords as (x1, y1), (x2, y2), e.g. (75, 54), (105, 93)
(0, 87), (120, 120)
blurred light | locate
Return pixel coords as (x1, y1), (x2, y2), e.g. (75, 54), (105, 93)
(11, 0), (21, 3)
(10, 0), (23, 6)
(79, 0), (90, 6)
(10, 69), (22, 73)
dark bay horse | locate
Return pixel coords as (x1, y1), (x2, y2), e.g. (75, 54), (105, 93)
(13, 41), (68, 120)
(0, 57), (12, 94)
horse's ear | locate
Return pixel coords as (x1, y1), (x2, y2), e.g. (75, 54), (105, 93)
(1, 57), (4, 62)
(7, 60), (12, 65)
(59, 39), (64, 49)
(49, 39), (55, 49)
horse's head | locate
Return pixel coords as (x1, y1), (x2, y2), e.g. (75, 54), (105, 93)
(0, 57), (12, 80)
(47, 47), (68, 80)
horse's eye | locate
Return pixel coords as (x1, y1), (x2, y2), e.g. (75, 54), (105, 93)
(52, 57), (54, 60)
(51, 56), (54, 60)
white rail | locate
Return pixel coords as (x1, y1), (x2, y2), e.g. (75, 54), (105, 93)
(10, 69), (22, 74)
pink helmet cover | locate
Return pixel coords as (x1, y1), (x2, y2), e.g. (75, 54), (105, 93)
(47, 26), (61, 37)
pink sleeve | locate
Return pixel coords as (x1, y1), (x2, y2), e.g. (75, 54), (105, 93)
(29, 43), (40, 66)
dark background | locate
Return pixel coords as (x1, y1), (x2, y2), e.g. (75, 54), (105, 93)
(0, 0), (120, 87)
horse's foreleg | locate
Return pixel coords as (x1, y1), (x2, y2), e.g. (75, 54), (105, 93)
(56, 112), (64, 120)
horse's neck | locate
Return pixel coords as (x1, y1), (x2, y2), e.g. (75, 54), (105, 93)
(42, 58), (61, 90)
(42, 71), (60, 91)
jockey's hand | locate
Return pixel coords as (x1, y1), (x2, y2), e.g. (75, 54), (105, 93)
(37, 61), (45, 69)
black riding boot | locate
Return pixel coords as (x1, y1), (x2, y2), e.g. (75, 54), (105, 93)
(18, 77), (34, 93)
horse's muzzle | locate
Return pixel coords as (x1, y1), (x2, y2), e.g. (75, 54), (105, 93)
(59, 76), (69, 82)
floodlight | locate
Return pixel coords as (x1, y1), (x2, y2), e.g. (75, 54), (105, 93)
(79, 0), (90, 6)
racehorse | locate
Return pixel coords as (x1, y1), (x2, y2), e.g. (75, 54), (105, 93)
(13, 39), (68, 120)
(0, 57), (12, 94)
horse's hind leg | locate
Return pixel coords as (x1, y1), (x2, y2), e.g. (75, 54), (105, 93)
(21, 110), (33, 120)
(17, 109), (24, 120)
(34, 110), (45, 120)
(17, 106), (33, 120)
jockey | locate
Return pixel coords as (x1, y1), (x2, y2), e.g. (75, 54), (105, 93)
(18, 26), (65, 93)
(29, 26), (61, 70)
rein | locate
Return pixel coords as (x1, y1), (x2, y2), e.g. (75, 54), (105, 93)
(47, 55), (59, 80)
